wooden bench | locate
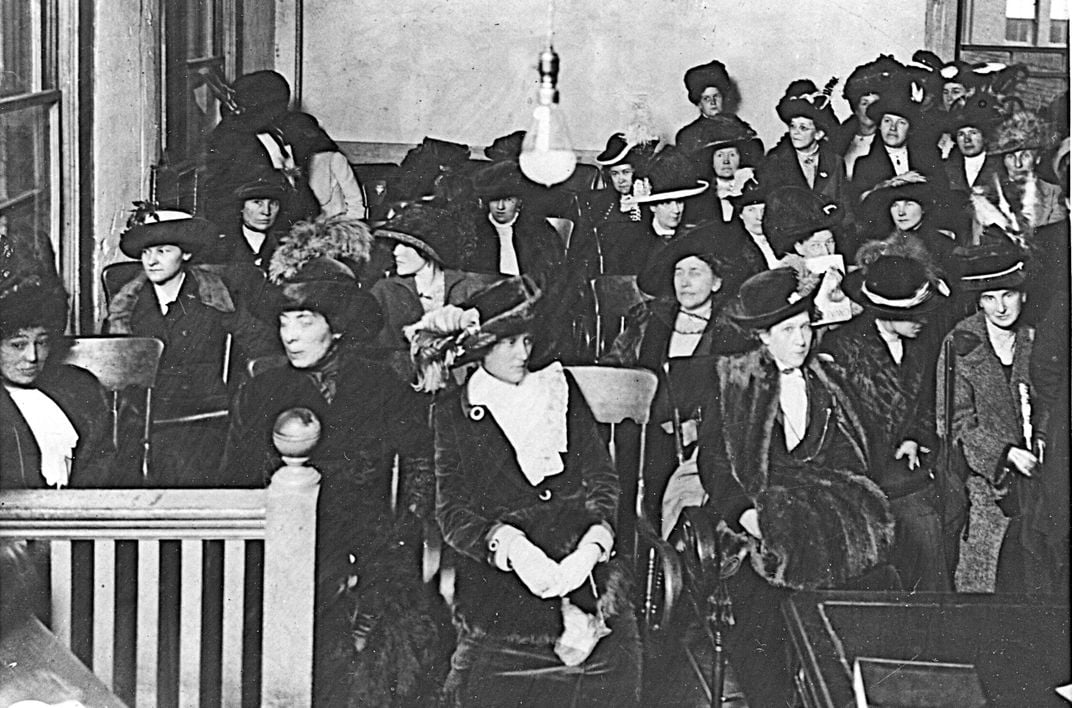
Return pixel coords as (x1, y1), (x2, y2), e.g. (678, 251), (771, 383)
(0, 454), (321, 706)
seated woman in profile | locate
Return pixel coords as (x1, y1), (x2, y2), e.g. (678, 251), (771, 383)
(0, 266), (115, 489)
(219, 227), (448, 706)
(407, 276), (640, 707)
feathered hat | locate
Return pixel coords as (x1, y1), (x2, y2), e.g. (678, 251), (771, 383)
(265, 215), (381, 340)
(991, 109), (1054, 154)
(776, 77), (840, 134)
(843, 54), (907, 105)
(946, 92), (1004, 134)
(374, 203), (460, 269)
(405, 275), (542, 392)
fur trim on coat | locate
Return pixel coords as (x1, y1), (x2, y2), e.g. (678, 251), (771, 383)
(107, 265), (236, 334)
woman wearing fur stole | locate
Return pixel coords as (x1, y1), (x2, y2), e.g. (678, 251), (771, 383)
(220, 217), (449, 706)
(409, 276), (640, 706)
(696, 267), (897, 707)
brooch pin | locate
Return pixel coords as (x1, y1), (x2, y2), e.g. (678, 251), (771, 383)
(469, 405), (486, 421)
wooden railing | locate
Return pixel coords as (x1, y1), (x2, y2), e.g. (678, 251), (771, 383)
(0, 456), (320, 707)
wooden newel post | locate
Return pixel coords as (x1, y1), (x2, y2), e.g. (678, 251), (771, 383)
(261, 408), (322, 707)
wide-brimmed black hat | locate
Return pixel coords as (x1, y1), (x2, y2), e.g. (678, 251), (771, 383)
(955, 238), (1028, 292)
(268, 256), (383, 341)
(861, 178), (936, 216)
(946, 92), (1003, 134)
(866, 92), (922, 125)
(688, 114), (763, 165)
(776, 78), (840, 134)
(484, 130), (526, 162)
(728, 267), (814, 330)
(120, 211), (217, 258)
(234, 172), (288, 202)
(843, 54), (907, 104)
(684, 59), (734, 105)
(764, 186), (842, 257)
(636, 227), (730, 297)
(596, 132), (650, 167)
(472, 160), (526, 201)
(635, 148), (709, 203)
(843, 255), (949, 318)
(374, 203), (459, 268)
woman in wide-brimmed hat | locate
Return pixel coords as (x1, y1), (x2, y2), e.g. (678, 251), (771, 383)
(369, 203), (498, 380)
(762, 185), (850, 302)
(407, 276), (641, 706)
(760, 78), (847, 207)
(108, 209), (278, 485)
(936, 238), (1038, 594)
(856, 175), (959, 277)
(684, 115), (763, 224)
(821, 254), (953, 590)
(220, 220), (450, 705)
(696, 265), (897, 706)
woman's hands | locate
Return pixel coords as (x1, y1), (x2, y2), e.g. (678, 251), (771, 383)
(497, 524), (612, 599)
(508, 536), (564, 598)
(1005, 446), (1038, 478)
(557, 544), (601, 595)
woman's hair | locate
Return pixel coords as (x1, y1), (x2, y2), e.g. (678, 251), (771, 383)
(0, 278), (68, 341)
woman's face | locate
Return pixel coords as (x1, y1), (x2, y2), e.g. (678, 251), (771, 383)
(759, 310), (812, 370)
(789, 117), (824, 151)
(608, 164), (636, 196)
(241, 198), (281, 232)
(1003, 149), (1038, 182)
(855, 94), (879, 128)
(141, 244), (190, 285)
(674, 256), (722, 310)
(697, 86), (723, 118)
(488, 197), (521, 224)
(794, 229), (837, 258)
(942, 82), (968, 111)
(279, 310), (339, 369)
(1, 327), (52, 386)
(712, 147), (741, 179)
(739, 203), (765, 236)
(393, 242), (429, 277)
(979, 288), (1026, 330)
(890, 199), (924, 231)
(880, 114), (911, 148)
(481, 333), (533, 385)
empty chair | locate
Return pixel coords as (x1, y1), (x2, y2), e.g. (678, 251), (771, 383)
(62, 336), (164, 478)
(590, 274), (648, 359)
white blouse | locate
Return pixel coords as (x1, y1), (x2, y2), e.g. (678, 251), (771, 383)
(5, 385), (79, 487)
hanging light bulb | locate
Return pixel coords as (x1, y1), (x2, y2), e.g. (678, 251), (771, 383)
(519, 5), (576, 186)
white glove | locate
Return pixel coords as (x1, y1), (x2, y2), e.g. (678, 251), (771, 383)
(557, 543), (601, 596)
(507, 535), (562, 599)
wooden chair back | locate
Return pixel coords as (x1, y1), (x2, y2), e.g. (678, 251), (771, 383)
(590, 275), (647, 359)
(546, 217), (575, 251)
(62, 336), (164, 477)
(101, 262), (143, 304)
(0, 461), (321, 707)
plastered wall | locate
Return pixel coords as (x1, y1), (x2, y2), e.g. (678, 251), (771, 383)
(300, 0), (930, 156)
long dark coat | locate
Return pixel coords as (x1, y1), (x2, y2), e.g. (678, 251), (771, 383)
(433, 369), (629, 641)
(848, 136), (941, 204)
(758, 137), (847, 207)
(0, 364), (116, 489)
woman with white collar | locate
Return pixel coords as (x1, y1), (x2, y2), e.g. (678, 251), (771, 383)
(408, 276), (639, 706)
(936, 238), (1038, 593)
(0, 267), (113, 489)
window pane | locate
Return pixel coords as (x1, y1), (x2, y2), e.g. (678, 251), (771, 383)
(1005, 18), (1037, 42)
(0, 103), (54, 269)
(1007, 0), (1037, 20)
(0, 0), (43, 98)
(1052, 19), (1070, 44)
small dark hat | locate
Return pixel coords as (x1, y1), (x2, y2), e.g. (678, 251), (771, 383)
(234, 172), (288, 202)
(635, 148), (709, 203)
(955, 238), (1028, 292)
(684, 59), (733, 105)
(728, 267), (814, 331)
(232, 70), (290, 112)
(374, 203), (459, 268)
(866, 91), (922, 125)
(484, 130), (526, 162)
(764, 186), (842, 257)
(776, 78), (840, 134)
(843, 255), (949, 318)
(636, 227), (730, 297)
(271, 256), (383, 341)
(120, 211), (218, 258)
(843, 54), (907, 104)
(595, 133), (633, 166)
(688, 114), (763, 165)
(472, 160), (526, 201)
(947, 92), (1003, 134)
